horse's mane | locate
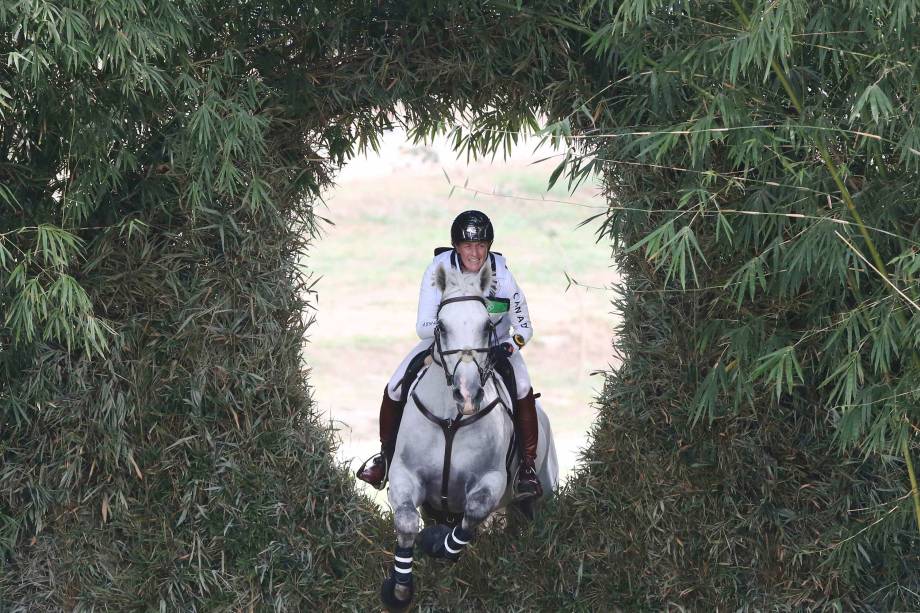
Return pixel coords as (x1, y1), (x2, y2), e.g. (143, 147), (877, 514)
(435, 264), (492, 299)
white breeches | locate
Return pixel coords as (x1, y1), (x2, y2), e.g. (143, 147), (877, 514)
(387, 339), (532, 401)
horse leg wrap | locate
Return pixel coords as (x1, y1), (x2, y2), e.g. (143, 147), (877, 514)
(393, 545), (414, 583)
(443, 526), (473, 561)
(382, 545), (415, 609)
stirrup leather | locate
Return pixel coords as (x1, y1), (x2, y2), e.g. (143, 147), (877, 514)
(356, 452), (389, 490)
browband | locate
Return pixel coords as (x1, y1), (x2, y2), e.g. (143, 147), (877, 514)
(437, 295), (487, 313)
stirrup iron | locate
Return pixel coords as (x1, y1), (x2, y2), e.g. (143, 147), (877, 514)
(356, 453), (389, 490)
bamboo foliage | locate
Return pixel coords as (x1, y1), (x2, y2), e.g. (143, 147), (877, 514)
(576, 0), (920, 501)
(536, 0), (920, 607)
(0, 2), (373, 608)
(0, 1), (580, 609)
(1, 0), (918, 610)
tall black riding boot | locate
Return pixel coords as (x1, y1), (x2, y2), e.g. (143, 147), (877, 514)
(514, 388), (543, 499)
(357, 387), (405, 489)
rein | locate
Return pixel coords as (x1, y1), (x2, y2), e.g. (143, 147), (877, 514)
(412, 389), (505, 509)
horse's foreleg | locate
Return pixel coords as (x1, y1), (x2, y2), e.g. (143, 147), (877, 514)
(442, 470), (505, 561)
(382, 476), (422, 610)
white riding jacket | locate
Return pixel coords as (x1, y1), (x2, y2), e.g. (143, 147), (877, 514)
(416, 249), (534, 349)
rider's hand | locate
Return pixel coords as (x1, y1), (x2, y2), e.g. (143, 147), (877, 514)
(489, 342), (514, 362)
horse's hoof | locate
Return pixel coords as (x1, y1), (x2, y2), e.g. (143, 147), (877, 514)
(380, 574), (414, 611)
(419, 524), (452, 558)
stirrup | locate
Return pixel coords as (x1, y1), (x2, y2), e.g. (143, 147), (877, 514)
(513, 483), (540, 502)
(513, 465), (541, 501)
(356, 453), (389, 490)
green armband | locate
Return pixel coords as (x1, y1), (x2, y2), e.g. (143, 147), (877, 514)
(486, 298), (510, 314)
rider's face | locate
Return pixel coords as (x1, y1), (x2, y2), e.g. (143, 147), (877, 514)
(456, 241), (490, 272)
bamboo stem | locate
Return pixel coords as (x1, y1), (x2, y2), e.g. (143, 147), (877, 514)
(905, 435), (920, 531)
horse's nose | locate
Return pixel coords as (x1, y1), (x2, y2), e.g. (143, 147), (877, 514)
(453, 388), (465, 404)
(473, 388), (484, 405)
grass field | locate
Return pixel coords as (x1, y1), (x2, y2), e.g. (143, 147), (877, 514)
(304, 130), (619, 506)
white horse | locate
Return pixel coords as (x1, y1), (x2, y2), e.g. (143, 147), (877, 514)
(380, 263), (559, 610)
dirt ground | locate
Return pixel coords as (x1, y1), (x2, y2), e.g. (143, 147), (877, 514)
(303, 130), (619, 507)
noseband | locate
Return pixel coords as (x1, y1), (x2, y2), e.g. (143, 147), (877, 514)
(432, 295), (497, 387)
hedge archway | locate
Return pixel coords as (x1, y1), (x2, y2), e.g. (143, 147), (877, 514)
(2, 2), (917, 610)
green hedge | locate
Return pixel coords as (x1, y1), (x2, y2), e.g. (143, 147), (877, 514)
(2, 1), (918, 610)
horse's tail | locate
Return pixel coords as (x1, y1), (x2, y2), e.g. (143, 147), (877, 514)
(536, 401), (560, 495)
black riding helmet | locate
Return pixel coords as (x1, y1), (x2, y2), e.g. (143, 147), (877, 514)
(450, 210), (494, 244)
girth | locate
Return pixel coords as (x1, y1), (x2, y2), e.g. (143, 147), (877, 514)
(412, 390), (504, 510)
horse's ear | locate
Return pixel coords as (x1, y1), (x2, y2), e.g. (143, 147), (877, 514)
(435, 264), (448, 293)
(478, 263), (492, 295)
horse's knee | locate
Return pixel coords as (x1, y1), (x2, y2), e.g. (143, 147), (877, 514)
(394, 503), (419, 546)
(464, 488), (496, 525)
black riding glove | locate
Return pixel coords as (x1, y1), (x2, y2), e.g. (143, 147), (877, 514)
(489, 342), (514, 363)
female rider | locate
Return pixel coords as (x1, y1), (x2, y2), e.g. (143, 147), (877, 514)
(357, 210), (542, 499)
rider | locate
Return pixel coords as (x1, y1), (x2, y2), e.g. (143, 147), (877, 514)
(357, 210), (543, 499)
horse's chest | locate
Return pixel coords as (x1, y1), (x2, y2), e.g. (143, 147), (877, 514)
(415, 427), (504, 482)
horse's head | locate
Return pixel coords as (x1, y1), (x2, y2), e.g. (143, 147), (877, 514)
(433, 264), (494, 415)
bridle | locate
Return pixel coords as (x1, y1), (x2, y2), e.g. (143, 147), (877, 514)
(431, 295), (498, 387)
